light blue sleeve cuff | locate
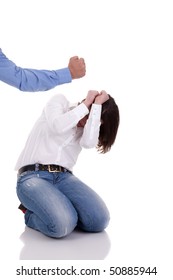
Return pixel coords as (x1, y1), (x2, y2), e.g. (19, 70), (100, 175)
(54, 67), (72, 85)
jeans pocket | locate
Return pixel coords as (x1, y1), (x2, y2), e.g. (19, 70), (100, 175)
(17, 170), (38, 183)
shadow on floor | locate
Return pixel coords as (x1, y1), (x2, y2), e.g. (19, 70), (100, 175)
(19, 227), (111, 260)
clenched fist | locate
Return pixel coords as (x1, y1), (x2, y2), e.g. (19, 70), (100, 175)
(94, 90), (109, 105)
(83, 90), (100, 108)
(68, 56), (86, 79)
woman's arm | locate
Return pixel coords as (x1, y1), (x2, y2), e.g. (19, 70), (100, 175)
(80, 90), (110, 148)
(44, 94), (89, 133)
(79, 103), (101, 148)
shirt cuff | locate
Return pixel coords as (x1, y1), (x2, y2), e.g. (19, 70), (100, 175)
(54, 67), (72, 84)
(89, 103), (101, 119)
(73, 103), (89, 119)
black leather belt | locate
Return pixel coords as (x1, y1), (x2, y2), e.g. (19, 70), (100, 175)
(18, 164), (71, 175)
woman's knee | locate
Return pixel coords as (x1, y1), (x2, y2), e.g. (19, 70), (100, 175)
(47, 216), (77, 238)
(79, 209), (110, 233)
(26, 210), (78, 238)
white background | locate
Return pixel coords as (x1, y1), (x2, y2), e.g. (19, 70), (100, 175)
(0, 0), (173, 279)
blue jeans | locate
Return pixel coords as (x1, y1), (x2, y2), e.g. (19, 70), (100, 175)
(16, 170), (110, 238)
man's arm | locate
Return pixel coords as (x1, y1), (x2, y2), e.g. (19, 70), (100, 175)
(0, 49), (85, 92)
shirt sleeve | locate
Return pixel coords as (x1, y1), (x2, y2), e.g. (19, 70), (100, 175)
(0, 49), (72, 92)
(44, 94), (89, 133)
(80, 103), (101, 148)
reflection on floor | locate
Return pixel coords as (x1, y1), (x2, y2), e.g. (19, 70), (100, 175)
(19, 227), (111, 260)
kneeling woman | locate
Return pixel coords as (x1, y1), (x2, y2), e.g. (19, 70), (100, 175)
(16, 90), (120, 238)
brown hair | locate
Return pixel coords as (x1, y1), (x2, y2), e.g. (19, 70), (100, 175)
(97, 95), (120, 153)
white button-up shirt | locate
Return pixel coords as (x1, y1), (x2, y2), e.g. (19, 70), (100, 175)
(15, 94), (101, 171)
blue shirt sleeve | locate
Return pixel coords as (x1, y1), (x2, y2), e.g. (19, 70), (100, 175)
(0, 49), (72, 92)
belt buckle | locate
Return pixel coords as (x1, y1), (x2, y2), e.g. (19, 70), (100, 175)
(48, 165), (61, 173)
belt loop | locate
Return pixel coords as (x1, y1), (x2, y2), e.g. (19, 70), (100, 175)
(35, 163), (39, 171)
